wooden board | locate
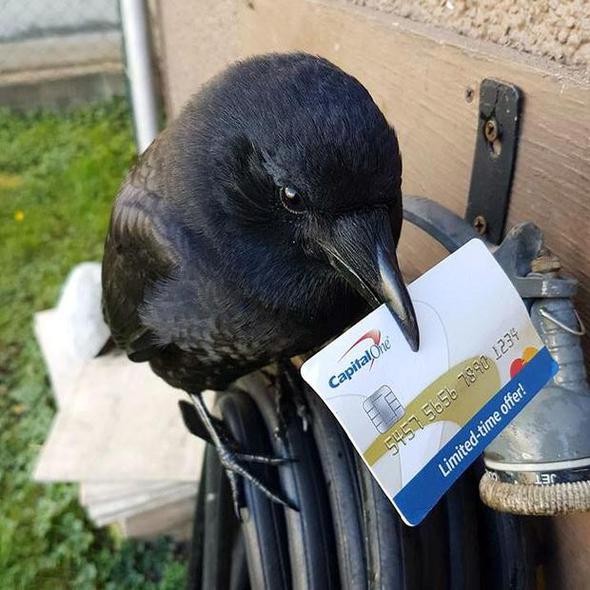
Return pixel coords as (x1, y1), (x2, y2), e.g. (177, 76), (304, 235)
(155, 0), (237, 115)
(34, 309), (83, 407)
(80, 481), (183, 505)
(120, 495), (195, 540)
(80, 480), (197, 526)
(238, 0), (590, 361)
(34, 352), (204, 482)
(88, 483), (197, 526)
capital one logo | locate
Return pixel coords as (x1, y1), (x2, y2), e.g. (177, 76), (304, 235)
(328, 329), (391, 388)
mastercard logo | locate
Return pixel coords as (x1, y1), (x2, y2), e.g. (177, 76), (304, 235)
(509, 346), (538, 378)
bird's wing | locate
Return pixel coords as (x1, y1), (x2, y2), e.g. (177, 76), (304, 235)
(102, 149), (182, 361)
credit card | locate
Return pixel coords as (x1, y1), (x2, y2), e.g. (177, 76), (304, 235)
(301, 239), (558, 526)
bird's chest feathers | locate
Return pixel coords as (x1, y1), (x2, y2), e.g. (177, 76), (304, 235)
(144, 259), (347, 360)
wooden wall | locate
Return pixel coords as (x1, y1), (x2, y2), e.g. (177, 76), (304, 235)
(238, 0), (590, 341)
(156, 1), (590, 586)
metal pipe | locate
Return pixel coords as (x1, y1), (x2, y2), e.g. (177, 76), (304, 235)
(120, 0), (159, 153)
(404, 195), (590, 516)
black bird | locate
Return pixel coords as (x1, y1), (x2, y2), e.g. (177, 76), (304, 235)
(102, 53), (419, 510)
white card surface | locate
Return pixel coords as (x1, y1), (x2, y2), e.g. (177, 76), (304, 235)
(301, 239), (558, 525)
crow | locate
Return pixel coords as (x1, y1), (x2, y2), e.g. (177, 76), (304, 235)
(102, 52), (419, 511)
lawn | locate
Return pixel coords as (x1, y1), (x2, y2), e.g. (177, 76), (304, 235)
(0, 100), (187, 589)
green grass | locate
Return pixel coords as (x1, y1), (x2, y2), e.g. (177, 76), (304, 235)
(0, 100), (187, 589)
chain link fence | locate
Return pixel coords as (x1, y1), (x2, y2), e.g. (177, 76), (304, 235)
(0, 0), (126, 109)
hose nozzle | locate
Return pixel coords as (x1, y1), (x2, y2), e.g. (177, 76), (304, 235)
(480, 253), (590, 515)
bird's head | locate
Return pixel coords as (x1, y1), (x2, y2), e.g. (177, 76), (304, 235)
(171, 53), (419, 351)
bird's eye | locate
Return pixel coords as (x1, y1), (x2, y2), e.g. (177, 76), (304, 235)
(279, 186), (306, 213)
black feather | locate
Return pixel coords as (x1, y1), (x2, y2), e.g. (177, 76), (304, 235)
(102, 52), (404, 392)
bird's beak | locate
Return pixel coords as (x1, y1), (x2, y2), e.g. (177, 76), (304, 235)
(319, 207), (420, 352)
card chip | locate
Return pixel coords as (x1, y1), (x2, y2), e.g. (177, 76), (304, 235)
(363, 385), (405, 433)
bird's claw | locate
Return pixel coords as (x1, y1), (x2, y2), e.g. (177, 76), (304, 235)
(224, 469), (245, 521)
(234, 452), (294, 466)
(185, 392), (298, 517)
(217, 446), (298, 512)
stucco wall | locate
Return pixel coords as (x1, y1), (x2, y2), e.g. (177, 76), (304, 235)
(339, 0), (590, 67)
(155, 0), (589, 116)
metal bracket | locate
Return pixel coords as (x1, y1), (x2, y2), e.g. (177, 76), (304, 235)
(465, 79), (522, 245)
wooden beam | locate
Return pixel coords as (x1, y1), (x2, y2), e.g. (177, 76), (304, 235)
(238, 0), (590, 359)
(156, 0), (238, 116)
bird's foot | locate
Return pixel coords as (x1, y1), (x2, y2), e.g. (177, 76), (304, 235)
(182, 392), (297, 517)
(215, 442), (297, 517)
(233, 451), (293, 466)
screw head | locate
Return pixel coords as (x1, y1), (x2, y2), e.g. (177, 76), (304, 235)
(473, 215), (488, 235)
(531, 254), (561, 274)
(484, 119), (499, 142)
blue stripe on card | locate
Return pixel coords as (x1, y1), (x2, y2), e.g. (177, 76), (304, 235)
(393, 347), (558, 526)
